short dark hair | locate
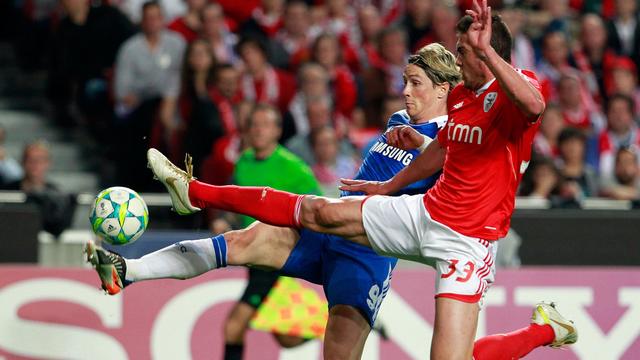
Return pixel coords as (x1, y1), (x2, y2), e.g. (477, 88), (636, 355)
(142, 0), (162, 14)
(607, 93), (635, 114)
(247, 103), (282, 128)
(456, 14), (512, 63)
(236, 36), (268, 59)
(558, 127), (586, 145)
(377, 25), (406, 46)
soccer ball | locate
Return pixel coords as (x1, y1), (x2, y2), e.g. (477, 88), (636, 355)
(89, 186), (149, 245)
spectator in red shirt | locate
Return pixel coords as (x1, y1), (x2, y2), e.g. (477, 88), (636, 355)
(534, 103), (565, 159)
(573, 14), (617, 104)
(311, 33), (358, 118)
(399, 0), (433, 52)
(356, 5), (384, 70)
(429, 3), (459, 53)
(606, 57), (640, 111)
(537, 30), (578, 102)
(557, 71), (606, 133)
(201, 3), (239, 65)
(361, 26), (408, 123)
(240, 0), (284, 39)
(209, 64), (242, 135)
(167, 0), (207, 43)
(274, 1), (318, 70)
(174, 39), (225, 173)
(237, 36), (295, 113)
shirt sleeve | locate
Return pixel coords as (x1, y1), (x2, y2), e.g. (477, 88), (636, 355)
(503, 69), (545, 126)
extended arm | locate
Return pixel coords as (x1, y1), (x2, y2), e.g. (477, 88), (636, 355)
(481, 48), (545, 118)
(340, 138), (446, 195)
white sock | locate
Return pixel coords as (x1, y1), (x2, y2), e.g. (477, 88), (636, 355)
(125, 235), (227, 282)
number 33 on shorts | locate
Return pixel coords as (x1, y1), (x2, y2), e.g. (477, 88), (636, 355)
(435, 252), (496, 303)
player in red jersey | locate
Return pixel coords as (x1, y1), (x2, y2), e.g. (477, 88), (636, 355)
(146, 1), (577, 358)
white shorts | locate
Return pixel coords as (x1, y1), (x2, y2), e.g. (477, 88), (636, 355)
(361, 194), (497, 305)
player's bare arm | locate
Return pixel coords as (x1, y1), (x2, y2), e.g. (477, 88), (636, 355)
(340, 138), (445, 195)
(465, 0), (545, 118)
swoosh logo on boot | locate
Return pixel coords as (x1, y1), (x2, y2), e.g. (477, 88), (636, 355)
(166, 177), (191, 214)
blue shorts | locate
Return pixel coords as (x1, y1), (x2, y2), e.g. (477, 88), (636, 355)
(280, 229), (398, 326)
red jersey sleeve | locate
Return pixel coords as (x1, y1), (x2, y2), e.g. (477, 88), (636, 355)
(505, 69), (545, 126)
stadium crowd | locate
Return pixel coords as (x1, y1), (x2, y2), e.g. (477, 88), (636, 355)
(2, 0), (640, 211)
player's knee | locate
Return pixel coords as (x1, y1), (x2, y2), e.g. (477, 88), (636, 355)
(225, 230), (251, 265)
(301, 196), (336, 229)
(324, 341), (356, 360)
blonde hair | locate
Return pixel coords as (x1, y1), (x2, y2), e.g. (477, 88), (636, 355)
(409, 43), (461, 90)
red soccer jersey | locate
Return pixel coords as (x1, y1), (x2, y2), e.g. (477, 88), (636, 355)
(424, 69), (543, 240)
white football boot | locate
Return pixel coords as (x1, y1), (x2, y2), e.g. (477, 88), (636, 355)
(147, 148), (201, 215)
(531, 301), (578, 348)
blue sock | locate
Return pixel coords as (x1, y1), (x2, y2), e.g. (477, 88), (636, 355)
(211, 234), (228, 268)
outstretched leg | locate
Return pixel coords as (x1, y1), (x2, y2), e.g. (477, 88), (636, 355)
(85, 222), (300, 294)
(147, 148), (371, 245)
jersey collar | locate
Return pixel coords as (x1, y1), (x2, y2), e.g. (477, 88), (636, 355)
(428, 115), (448, 128)
(475, 78), (496, 97)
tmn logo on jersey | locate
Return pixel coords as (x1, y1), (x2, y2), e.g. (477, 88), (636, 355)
(484, 92), (497, 112)
(446, 121), (483, 145)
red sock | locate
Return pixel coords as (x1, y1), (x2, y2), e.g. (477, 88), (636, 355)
(188, 180), (304, 228)
(473, 324), (555, 360)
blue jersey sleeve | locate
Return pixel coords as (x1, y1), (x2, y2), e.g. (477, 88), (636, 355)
(340, 110), (444, 197)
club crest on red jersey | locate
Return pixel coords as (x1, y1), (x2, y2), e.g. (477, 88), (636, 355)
(483, 92), (497, 112)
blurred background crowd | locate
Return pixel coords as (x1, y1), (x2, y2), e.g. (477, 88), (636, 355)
(1, 0), (640, 233)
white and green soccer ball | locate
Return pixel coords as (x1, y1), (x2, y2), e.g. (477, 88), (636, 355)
(89, 186), (149, 245)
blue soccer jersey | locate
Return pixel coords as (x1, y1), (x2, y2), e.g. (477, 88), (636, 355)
(342, 110), (446, 197)
(281, 111), (448, 326)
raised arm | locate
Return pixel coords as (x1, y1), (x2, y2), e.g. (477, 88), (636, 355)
(465, 0), (545, 118)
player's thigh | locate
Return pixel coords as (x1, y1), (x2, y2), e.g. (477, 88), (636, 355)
(279, 229), (326, 285)
(226, 222), (300, 269)
(324, 305), (370, 360)
(323, 238), (395, 326)
(431, 297), (479, 360)
(301, 196), (369, 244)
(360, 194), (428, 260)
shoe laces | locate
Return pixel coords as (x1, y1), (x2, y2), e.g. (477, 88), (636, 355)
(184, 153), (195, 180)
(99, 249), (126, 280)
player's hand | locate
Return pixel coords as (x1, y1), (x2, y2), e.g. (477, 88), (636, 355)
(339, 178), (391, 195)
(386, 125), (425, 150)
(465, 0), (492, 59)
